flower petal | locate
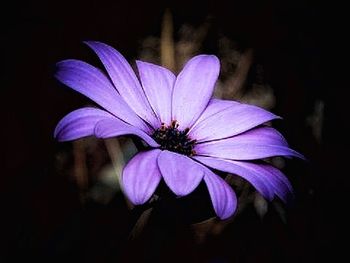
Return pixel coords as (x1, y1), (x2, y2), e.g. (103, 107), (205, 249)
(172, 55), (220, 129)
(203, 168), (237, 220)
(194, 156), (275, 200)
(122, 150), (162, 205)
(55, 59), (149, 132)
(263, 166), (294, 203)
(189, 99), (280, 142)
(228, 161), (294, 203)
(191, 99), (237, 126)
(84, 41), (159, 128)
(54, 107), (114, 141)
(93, 118), (159, 147)
(195, 127), (304, 160)
(136, 60), (175, 125)
(271, 168), (295, 203)
(157, 151), (204, 196)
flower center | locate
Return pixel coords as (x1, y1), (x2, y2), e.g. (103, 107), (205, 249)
(152, 120), (196, 156)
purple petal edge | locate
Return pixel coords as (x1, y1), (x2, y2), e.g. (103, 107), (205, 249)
(94, 118), (159, 147)
(84, 41), (159, 128)
(54, 107), (114, 141)
(157, 151), (204, 196)
(203, 168), (237, 220)
(55, 59), (149, 132)
(189, 99), (281, 142)
(172, 55), (220, 129)
(122, 150), (162, 205)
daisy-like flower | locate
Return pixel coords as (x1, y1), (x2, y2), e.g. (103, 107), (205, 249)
(54, 41), (304, 220)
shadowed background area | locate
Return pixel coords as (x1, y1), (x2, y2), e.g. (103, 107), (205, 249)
(1, 0), (344, 262)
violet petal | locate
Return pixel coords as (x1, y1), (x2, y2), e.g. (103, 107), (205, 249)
(172, 55), (220, 129)
(55, 59), (149, 132)
(189, 99), (280, 142)
(94, 118), (159, 147)
(195, 127), (305, 160)
(230, 161), (294, 203)
(122, 150), (162, 205)
(190, 99), (237, 127)
(54, 107), (114, 141)
(194, 156), (274, 200)
(203, 168), (237, 220)
(157, 150), (204, 196)
(136, 60), (175, 125)
(84, 41), (159, 128)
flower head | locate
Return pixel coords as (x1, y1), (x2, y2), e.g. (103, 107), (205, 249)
(54, 41), (304, 220)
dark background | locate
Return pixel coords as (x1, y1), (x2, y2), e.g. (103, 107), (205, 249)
(1, 0), (345, 262)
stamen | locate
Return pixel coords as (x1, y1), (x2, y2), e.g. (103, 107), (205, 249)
(152, 121), (196, 156)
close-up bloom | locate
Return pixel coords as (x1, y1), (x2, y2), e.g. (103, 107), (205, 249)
(54, 41), (304, 220)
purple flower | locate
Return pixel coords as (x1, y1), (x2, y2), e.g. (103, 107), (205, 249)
(54, 41), (304, 220)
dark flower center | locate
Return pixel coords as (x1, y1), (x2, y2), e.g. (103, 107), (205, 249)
(152, 120), (196, 156)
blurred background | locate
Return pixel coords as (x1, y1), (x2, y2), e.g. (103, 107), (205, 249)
(1, 0), (344, 262)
